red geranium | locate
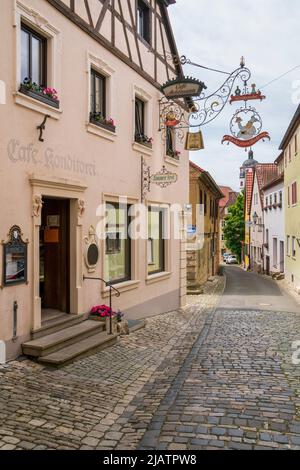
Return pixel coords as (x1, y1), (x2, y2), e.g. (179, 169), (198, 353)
(90, 304), (115, 317)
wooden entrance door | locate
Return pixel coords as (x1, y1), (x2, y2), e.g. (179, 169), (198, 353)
(40, 198), (70, 313)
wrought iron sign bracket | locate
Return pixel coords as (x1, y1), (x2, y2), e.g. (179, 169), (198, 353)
(37, 114), (51, 142)
(141, 156), (151, 202)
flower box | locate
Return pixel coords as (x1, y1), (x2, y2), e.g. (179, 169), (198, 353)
(90, 116), (116, 133)
(135, 138), (153, 149)
(167, 149), (180, 160)
(19, 84), (60, 109)
(135, 134), (153, 149)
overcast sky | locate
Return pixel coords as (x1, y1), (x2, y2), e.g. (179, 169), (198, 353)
(168, 0), (300, 191)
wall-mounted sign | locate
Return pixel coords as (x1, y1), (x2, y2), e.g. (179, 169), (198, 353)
(151, 167), (178, 188)
(2, 226), (28, 287)
(47, 215), (60, 227)
(141, 157), (178, 201)
(185, 131), (204, 151)
(161, 77), (207, 100)
(44, 228), (59, 243)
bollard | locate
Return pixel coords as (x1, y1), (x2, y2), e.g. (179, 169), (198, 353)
(0, 341), (6, 364)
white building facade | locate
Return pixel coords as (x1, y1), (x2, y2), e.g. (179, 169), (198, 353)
(262, 177), (285, 276)
(250, 173), (264, 272)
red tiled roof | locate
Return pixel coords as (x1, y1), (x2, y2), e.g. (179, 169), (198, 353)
(255, 164), (278, 193)
(245, 168), (254, 215)
(189, 161), (205, 173)
(218, 186), (238, 208)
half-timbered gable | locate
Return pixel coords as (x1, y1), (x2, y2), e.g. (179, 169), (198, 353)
(46, 0), (182, 88)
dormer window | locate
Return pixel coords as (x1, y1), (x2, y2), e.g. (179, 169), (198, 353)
(137, 0), (151, 44)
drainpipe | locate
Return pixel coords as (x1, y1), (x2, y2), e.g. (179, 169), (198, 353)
(13, 301), (18, 342)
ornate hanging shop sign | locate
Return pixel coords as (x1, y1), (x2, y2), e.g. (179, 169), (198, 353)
(161, 76), (207, 100)
(229, 83), (266, 104)
(141, 157), (178, 201)
(222, 106), (270, 148)
(185, 130), (204, 151)
(159, 56), (270, 152)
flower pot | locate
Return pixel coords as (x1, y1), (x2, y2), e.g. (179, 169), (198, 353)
(19, 85), (60, 108)
(90, 315), (106, 322)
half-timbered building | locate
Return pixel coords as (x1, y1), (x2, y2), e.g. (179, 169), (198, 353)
(0, 0), (188, 362)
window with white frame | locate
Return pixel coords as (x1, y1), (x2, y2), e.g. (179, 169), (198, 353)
(147, 206), (166, 275)
(291, 182), (298, 206)
(137, 0), (151, 44)
(133, 86), (152, 149)
(15, 3), (61, 115)
(87, 53), (115, 138)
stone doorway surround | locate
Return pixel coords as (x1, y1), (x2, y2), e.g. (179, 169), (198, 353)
(30, 175), (87, 331)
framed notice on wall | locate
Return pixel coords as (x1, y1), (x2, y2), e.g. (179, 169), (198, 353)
(2, 226), (28, 287)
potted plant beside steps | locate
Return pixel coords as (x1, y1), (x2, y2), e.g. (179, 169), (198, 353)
(89, 305), (129, 336)
(89, 304), (117, 334)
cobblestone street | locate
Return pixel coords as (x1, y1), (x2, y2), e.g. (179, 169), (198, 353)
(1, 267), (300, 450)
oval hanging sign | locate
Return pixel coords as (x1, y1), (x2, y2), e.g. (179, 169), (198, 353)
(161, 77), (207, 99)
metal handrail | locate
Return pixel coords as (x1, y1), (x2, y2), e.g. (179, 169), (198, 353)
(83, 276), (121, 335)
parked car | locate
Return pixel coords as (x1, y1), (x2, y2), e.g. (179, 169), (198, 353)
(223, 253), (231, 262)
(226, 255), (238, 265)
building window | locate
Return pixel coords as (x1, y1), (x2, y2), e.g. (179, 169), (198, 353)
(287, 235), (290, 256)
(204, 193), (207, 215)
(148, 207), (165, 275)
(90, 69), (106, 117)
(104, 202), (131, 284)
(135, 97), (146, 142)
(289, 144), (292, 162)
(292, 237), (296, 258)
(266, 228), (269, 246)
(274, 193), (277, 205)
(291, 182), (298, 206)
(270, 194), (273, 206)
(279, 191), (283, 205)
(199, 189), (203, 206)
(273, 238), (278, 268)
(265, 196), (268, 207)
(137, 0), (151, 44)
(295, 134), (298, 155)
(21, 23), (47, 86)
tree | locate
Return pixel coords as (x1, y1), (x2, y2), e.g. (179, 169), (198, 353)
(223, 192), (245, 262)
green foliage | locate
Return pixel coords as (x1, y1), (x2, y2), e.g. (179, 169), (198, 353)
(223, 192), (245, 262)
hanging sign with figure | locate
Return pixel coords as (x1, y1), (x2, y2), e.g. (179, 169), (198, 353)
(222, 107), (270, 148)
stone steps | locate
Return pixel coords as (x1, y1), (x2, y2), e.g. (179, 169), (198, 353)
(31, 314), (86, 339)
(37, 331), (118, 368)
(22, 320), (105, 358)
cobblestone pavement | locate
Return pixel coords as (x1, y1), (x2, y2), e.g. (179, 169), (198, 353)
(2, 269), (300, 451)
(138, 308), (300, 450)
(0, 278), (223, 450)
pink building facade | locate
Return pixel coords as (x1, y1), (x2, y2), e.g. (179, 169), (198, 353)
(0, 0), (189, 360)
